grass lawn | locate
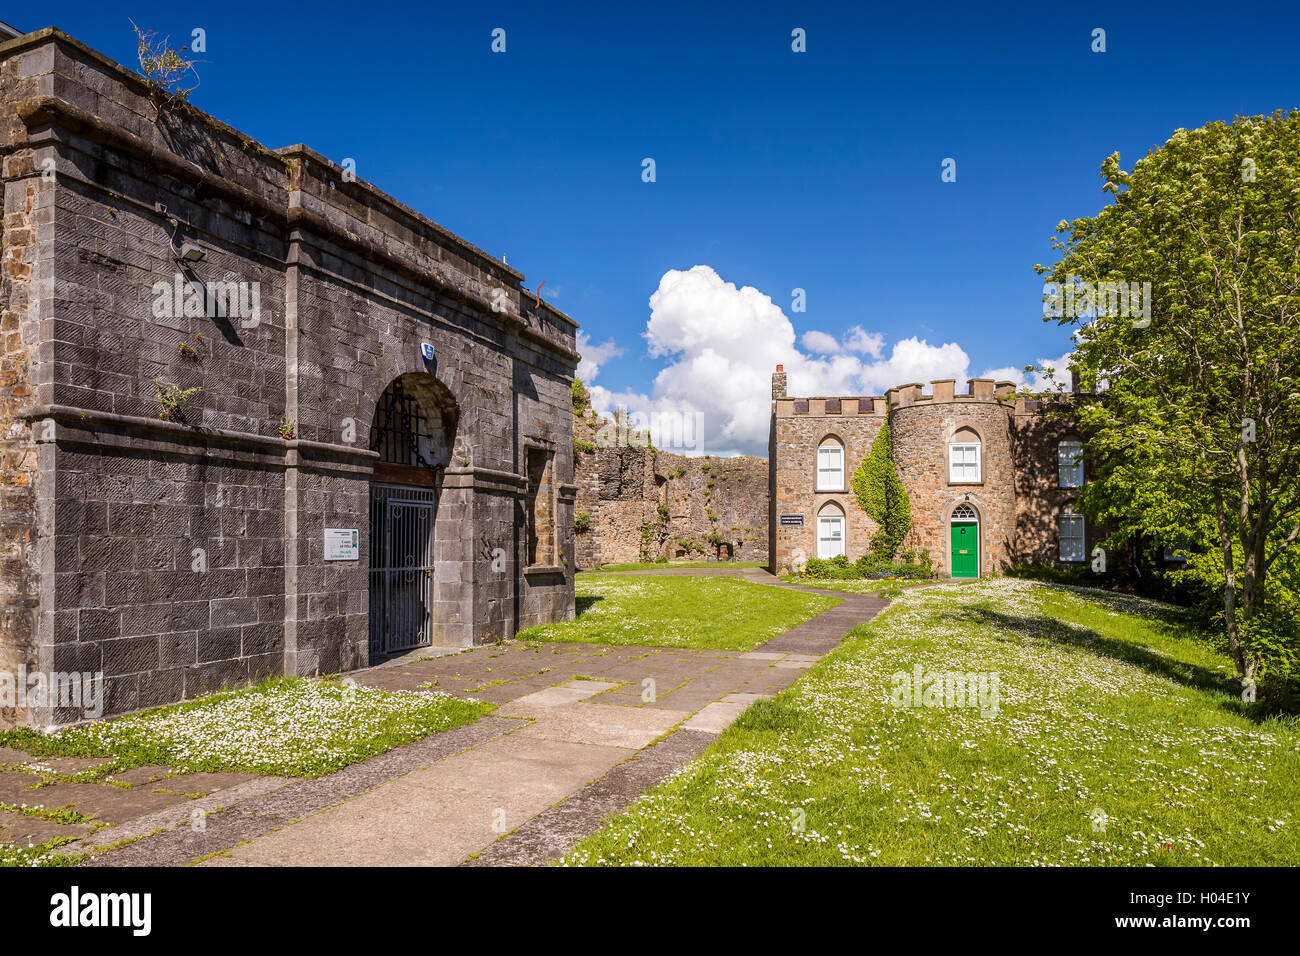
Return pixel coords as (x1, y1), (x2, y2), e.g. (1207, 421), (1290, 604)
(588, 560), (767, 572)
(0, 676), (493, 779)
(517, 574), (839, 651)
(563, 578), (1300, 866)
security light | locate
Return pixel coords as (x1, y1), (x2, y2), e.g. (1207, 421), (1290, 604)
(177, 241), (205, 262)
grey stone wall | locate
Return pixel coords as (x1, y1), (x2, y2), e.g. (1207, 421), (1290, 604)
(0, 29), (577, 726)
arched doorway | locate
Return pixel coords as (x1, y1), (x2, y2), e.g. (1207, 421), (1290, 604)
(368, 374), (458, 657)
(950, 502), (979, 578)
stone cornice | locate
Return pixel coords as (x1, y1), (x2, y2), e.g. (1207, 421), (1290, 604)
(17, 404), (378, 463)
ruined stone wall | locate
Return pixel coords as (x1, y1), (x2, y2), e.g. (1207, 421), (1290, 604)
(572, 409), (768, 568)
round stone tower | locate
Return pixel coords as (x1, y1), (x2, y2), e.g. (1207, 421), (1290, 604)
(887, 379), (1019, 577)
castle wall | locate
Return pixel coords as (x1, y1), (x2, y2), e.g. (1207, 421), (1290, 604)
(572, 436), (768, 568)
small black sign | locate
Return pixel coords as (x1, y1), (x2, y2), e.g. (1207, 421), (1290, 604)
(779, 514), (805, 526)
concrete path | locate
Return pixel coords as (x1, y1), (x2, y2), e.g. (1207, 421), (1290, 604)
(84, 572), (888, 867)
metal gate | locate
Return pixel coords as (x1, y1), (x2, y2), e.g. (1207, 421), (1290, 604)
(369, 484), (436, 656)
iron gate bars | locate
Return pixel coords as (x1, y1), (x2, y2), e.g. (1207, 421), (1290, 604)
(368, 484), (436, 656)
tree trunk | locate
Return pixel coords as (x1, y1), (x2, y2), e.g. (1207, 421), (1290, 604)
(1214, 492), (1249, 677)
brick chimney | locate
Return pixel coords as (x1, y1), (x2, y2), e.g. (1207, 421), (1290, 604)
(772, 363), (787, 399)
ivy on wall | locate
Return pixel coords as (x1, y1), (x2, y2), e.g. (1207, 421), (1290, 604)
(851, 413), (912, 558)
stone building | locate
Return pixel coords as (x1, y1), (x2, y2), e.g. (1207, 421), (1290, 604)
(768, 365), (1092, 576)
(0, 28), (578, 726)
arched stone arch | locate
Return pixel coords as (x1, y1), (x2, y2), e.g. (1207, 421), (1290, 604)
(366, 372), (459, 473)
(367, 372), (461, 658)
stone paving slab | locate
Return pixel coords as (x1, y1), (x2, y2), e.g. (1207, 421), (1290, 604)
(464, 729), (715, 867)
(681, 697), (769, 734)
(504, 702), (690, 749)
(26, 781), (191, 824)
(206, 733), (631, 867)
(0, 811), (96, 846)
(0, 747), (36, 765)
(0, 771), (46, 803)
(106, 765), (176, 786)
(81, 716), (521, 866)
(147, 771), (260, 796)
(509, 680), (619, 707)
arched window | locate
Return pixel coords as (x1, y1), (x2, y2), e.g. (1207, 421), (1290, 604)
(1058, 510), (1085, 562)
(816, 438), (845, 491)
(952, 502), (978, 521)
(949, 427), (981, 483)
(817, 502), (846, 559)
(1058, 440), (1084, 488)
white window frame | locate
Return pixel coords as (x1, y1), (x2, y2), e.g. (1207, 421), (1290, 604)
(1059, 514), (1085, 562)
(817, 442), (844, 491)
(817, 508), (845, 559)
(1058, 440), (1084, 488)
(949, 442), (981, 483)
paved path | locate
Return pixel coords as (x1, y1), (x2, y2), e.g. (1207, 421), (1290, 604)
(83, 571), (888, 867)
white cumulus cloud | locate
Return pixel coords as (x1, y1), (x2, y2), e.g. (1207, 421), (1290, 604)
(588, 265), (978, 456)
(982, 351), (1075, 391)
(575, 330), (624, 382)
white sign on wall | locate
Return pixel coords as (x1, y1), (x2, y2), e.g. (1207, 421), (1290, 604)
(324, 528), (359, 561)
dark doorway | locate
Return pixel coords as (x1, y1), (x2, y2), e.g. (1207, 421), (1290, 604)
(368, 374), (456, 656)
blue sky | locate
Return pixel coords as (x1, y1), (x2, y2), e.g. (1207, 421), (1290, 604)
(33, 1), (1300, 454)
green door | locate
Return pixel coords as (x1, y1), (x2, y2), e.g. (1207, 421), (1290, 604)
(951, 522), (979, 578)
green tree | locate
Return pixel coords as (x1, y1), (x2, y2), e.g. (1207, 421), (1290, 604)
(1038, 111), (1300, 685)
(852, 415), (911, 557)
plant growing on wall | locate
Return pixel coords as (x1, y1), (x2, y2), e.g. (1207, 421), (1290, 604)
(131, 22), (200, 114)
(574, 510), (591, 534)
(852, 414), (912, 558)
(152, 378), (202, 423)
(571, 378), (590, 413)
(277, 415), (296, 440)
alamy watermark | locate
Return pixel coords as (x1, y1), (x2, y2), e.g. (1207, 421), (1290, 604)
(152, 274), (261, 328)
(0, 666), (104, 719)
(1043, 275), (1151, 327)
(595, 409), (705, 454)
(890, 666), (1000, 718)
